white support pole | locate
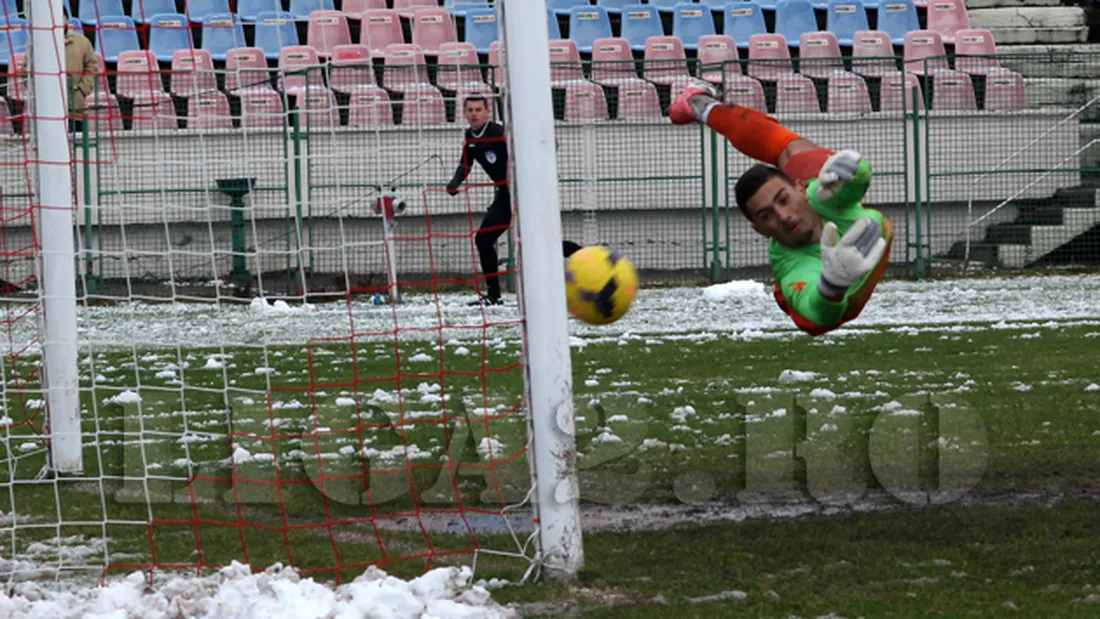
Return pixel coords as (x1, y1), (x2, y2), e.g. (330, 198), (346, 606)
(499, 1), (583, 579)
(30, 0), (82, 475)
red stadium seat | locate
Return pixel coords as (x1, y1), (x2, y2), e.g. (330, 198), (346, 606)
(930, 70), (976, 110)
(307, 10), (352, 58)
(827, 72), (872, 113)
(903, 30), (950, 76)
(798, 31), (844, 79)
(328, 44), (378, 94)
(278, 45), (327, 96)
(435, 42), (485, 91)
(926, 0), (969, 45)
(360, 10), (405, 56)
(642, 36), (690, 86)
(400, 83), (447, 125)
(170, 49), (216, 98)
(614, 79), (662, 119)
(392, 0), (439, 20)
(880, 71), (924, 111)
(130, 91), (177, 131)
(87, 90), (123, 133)
(411, 8), (457, 55)
(225, 47), (273, 93)
(723, 74), (768, 112)
(6, 53), (27, 102)
(550, 39), (585, 85)
(983, 69), (1027, 111)
(747, 33), (794, 81)
(851, 30), (897, 77)
(343, 0), (388, 12)
(186, 92), (234, 129)
(0, 97), (11, 135)
(696, 34), (741, 85)
(240, 90), (286, 128)
(774, 74), (820, 114)
(115, 50), (163, 99)
(346, 88), (394, 126)
(296, 88), (340, 128)
(562, 80), (609, 121)
(488, 41), (504, 87)
(380, 43), (431, 93)
(590, 37), (639, 85)
(954, 28), (1002, 75)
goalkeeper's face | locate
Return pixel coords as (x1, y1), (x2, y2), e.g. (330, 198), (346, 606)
(745, 176), (819, 249)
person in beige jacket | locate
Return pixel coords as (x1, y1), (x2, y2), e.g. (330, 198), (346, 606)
(63, 7), (98, 130)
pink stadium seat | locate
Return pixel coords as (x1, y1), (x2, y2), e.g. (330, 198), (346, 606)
(926, 0), (969, 45)
(170, 49), (217, 98)
(278, 45), (327, 95)
(983, 69), (1027, 111)
(296, 88), (340, 128)
(393, 0), (439, 20)
(454, 83), (494, 109)
(115, 50), (163, 99)
(954, 28), (1002, 75)
(130, 91), (177, 131)
(0, 98), (11, 135)
(328, 44), (377, 93)
(86, 91), (123, 133)
(723, 74), (767, 112)
(435, 42), (484, 91)
(240, 90), (285, 128)
(401, 84), (447, 125)
(851, 30), (897, 77)
(307, 10), (352, 58)
(380, 43), (431, 92)
(798, 31), (844, 79)
(696, 34), (740, 85)
(774, 74), (820, 114)
(562, 80), (609, 121)
(614, 79), (662, 119)
(411, 8), (457, 55)
(225, 47), (273, 93)
(6, 53), (27, 102)
(880, 71), (924, 111)
(642, 36), (690, 86)
(343, 0), (388, 12)
(590, 37), (639, 85)
(549, 39), (585, 85)
(930, 70), (976, 111)
(827, 72), (872, 113)
(747, 34), (794, 81)
(346, 88), (393, 126)
(186, 92), (234, 130)
(360, 10), (405, 56)
(903, 31), (950, 76)
(488, 41), (503, 87)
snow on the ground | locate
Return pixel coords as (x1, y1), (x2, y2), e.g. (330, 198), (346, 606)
(0, 562), (515, 619)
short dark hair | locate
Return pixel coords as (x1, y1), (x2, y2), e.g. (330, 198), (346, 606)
(734, 164), (792, 220)
(463, 94), (490, 109)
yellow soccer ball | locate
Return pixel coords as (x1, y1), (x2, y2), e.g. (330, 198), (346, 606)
(564, 245), (638, 325)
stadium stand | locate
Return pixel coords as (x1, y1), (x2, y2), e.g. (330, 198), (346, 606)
(170, 49), (217, 98)
(201, 13), (247, 62)
(774, 73), (820, 113)
(798, 31), (845, 78)
(130, 0), (176, 24)
(0, 17), (26, 66)
(147, 14), (194, 63)
(671, 3), (715, 51)
(620, 5), (663, 51)
(254, 11), (300, 60)
(569, 5), (613, 54)
(590, 37), (642, 85)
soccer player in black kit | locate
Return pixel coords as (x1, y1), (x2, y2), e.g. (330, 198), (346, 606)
(446, 95), (581, 306)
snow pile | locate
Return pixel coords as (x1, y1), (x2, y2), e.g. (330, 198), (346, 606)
(0, 561), (516, 619)
(701, 280), (768, 303)
(249, 297), (314, 315)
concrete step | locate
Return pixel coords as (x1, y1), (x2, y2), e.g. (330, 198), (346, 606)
(999, 207), (1100, 267)
(966, 0), (1062, 7)
(942, 241), (1001, 263)
(968, 7), (1088, 45)
(1022, 77), (1100, 120)
(995, 44), (1100, 79)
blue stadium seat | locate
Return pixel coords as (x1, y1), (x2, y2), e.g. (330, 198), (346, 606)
(826, 0), (869, 47)
(236, 0), (283, 22)
(724, 2), (767, 50)
(647, 0), (682, 13)
(0, 17), (26, 66)
(445, 0), (491, 19)
(568, 5), (612, 54)
(774, 0), (817, 49)
(254, 11), (299, 60)
(619, 4), (662, 52)
(547, 8), (561, 39)
(672, 3), (715, 51)
(547, 0), (589, 18)
(596, 0), (634, 15)
(288, 0), (335, 19)
(0, 0), (16, 21)
(148, 13), (194, 63)
(463, 7), (499, 55)
(186, 0), (232, 24)
(96, 16), (141, 63)
(201, 13), (246, 62)
(876, 0), (919, 46)
(80, 0), (125, 26)
(131, 0), (176, 23)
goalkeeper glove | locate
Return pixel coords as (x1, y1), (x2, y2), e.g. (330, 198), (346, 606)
(815, 150), (863, 203)
(817, 217), (887, 301)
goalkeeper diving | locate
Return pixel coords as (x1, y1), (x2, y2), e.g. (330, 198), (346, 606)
(669, 81), (893, 336)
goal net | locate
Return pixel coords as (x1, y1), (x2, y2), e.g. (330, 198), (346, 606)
(0, 0), (579, 596)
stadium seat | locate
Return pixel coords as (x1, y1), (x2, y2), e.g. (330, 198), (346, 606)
(225, 47), (273, 93)
(435, 42), (484, 91)
(186, 92), (234, 130)
(642, 36), (690, 86)
(983, 69), (1027, 111)
(115, 50), (164, 99)
(361, 10), (405, 56)
(724, 2), (768, 51)
(308, 10), (353, 58)
(723, 74), (768, 111)
(0, 97), (11, 135)
(346, 89), (394, 127)
(380, 43), (431, 93)
(254, 12), (300, 60)
(851, 30), (897, 76)
(400, 83), (447, 125)
(86, 90), (122, 133)
(186, 0), (232, 24)
(170, 49), (217, 98)
(239, 89), (286, 128)
(295, 88), (339, 128)
(826, 0), (869, 47)
(568, 6), (612, 55)
(444, 0), (490, 18)
(277, 45), (327, 96)
(91, 52), (108, 94)
(201, 14), (246, 62)
(237, 0), (284, 22)
(614, 79), (662, 119)
(903, 30), (949, 75)
(547, 0), (590, 17)
(0, 0), (15, 19)
(346, 0), (390, 12)
(147, 14), (193, 64)
(774, 0), (817, 50)
(798, 31), (844, 79)
(747, 33), (794, 81)
(930, 70), (976, 110)
(411, 9), (457, 55)
(328, 44), (378, 93)
(462, 7), (499, 55)
(454, 83), (494, 113)
(926, 0), (969, 45)
(131, 0), (176, 24)
(488, 41), (503, 87)
(672, 3), (715, 51)
(696, 34), (741, 85)
(954, 29), (1001, 75)
(130, 91), (177, 131)
(96, 17), (141, 64)
(289, 0), (336, 19)
(549, 39), (585, 86)
(80, 0), (124, 26)
(0, 17), (26, 66)
(619, 5), (663, 52)
(590, 37), (639, 85)
(880, 70), (924, 111)
(548, 8), (561, 39)
(774, 74), (821, 114)
(827, 72), (871, 112)
(561, 80), (609, 121)
(392, 0), (438, 20)
(876, 0), (920, 46)
(647, 0), (681, 13)
(5, 53), (26, 102)
(596, 0), (633, 15)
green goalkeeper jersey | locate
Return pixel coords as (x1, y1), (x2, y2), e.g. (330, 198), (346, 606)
(768, 159), (886, 329)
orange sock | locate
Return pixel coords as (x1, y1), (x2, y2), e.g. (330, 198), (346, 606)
(704, 104), (802, 167)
